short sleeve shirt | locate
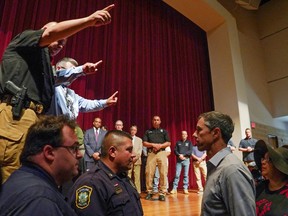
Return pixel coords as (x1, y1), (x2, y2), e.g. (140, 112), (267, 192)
(143, 128), (170, 144)
(239, 138), (258, 161)
(256, 181), (288, 216)
(0, 29), (54, 111)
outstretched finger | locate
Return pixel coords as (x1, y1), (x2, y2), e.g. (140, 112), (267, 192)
(110, 91), (118, 98)
(95, 60), (103, 67)
(103, 4), (115, 12)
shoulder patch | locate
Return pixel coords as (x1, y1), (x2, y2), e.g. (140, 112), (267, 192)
(76, 185), (93, 209)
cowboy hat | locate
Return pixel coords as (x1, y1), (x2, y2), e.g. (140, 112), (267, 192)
(254, 140), (288, 175)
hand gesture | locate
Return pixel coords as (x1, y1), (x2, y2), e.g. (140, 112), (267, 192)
(90, 4), (115, 27)
(82, 60), (103, 75)
(106, 91), (118, 106)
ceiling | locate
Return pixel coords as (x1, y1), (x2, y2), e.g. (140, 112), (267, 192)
(163, 0), (225, 32)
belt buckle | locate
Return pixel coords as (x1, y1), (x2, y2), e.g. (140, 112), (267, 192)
(29, 101), (43, 114)
(35, 104), (44, 114)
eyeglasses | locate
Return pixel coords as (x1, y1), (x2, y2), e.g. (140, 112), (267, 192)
(56, 145), (80, 155)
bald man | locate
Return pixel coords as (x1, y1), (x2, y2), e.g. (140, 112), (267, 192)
(69, 130), (143, 215)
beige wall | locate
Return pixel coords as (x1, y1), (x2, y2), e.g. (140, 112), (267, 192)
(217, 0), (288, 141)
(257, 0), (288, 119)
(218, 0), (288, 126)
(163, 0), (288, 152)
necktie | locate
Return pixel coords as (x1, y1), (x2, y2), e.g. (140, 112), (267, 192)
(64, 88), (75, 119)
(95, 130), (99, 143)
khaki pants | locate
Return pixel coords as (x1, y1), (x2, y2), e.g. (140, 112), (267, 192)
(0, 103), (38, 183)
(128, 164), (141, 193)
(145, 151), (168, 195)
(193, 161), (207, 191)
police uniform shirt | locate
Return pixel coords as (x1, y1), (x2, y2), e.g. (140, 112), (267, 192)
(0, 29), (54, 111)
(143, 128), (170, 144)
(69, 160), (143, 216)
(143, 128), (170, 153)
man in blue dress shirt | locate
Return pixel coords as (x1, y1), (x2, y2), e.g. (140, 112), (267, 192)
(48, 57), (118, 118)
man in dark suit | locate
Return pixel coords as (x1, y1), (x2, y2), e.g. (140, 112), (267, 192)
(84, 117), (107, 171)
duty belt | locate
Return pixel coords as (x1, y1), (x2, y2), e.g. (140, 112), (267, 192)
(148, 148), (165, 154)
(0, 94), (44, 114)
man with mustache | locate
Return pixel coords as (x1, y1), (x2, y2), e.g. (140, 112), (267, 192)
(69, 130), (143, 216)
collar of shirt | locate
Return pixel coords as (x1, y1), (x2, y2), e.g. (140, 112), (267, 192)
(20, 161), (59, 189)
(150, 127), (163, 132)
(207, 147), (231, 171)
(97, 160), (127, 180)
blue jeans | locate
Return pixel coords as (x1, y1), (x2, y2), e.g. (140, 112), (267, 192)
(153, 166), (168, 192)
(172, 158), (190, 190)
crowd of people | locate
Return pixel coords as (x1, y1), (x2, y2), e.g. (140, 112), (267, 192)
(0, 3), (287, 216)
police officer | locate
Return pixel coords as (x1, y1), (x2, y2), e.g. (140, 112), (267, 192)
(143, 115), (171, 201)
(69, 130), (143, 216)
(0, 4), (114, 183)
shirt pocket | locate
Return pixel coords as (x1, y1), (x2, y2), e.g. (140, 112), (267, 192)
(110, 193), (130, 215)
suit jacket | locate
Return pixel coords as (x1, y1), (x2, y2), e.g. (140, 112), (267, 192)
(133, 136), (143, 165)
(84, 128), (106, 162)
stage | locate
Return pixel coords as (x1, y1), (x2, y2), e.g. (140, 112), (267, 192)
(141, 189), (202, 216)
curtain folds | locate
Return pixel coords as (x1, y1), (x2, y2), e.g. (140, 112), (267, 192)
(0, 0), (213, 189)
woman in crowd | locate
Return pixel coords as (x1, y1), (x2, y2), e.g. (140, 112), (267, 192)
(254, 140), (288, 215)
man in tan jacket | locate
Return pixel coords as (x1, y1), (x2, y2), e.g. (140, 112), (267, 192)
(128, 125), (143, 193)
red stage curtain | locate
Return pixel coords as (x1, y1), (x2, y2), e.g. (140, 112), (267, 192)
(0, 0), (213, 189)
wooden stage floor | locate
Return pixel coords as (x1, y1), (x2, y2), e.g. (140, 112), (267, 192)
(141, 189), (202, 216)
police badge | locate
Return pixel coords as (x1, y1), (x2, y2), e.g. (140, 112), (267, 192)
(76, 185), (93, 209)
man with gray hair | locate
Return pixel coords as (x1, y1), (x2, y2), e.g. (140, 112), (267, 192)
(193, 111), (256, 216)
(115, 119), (124, 131)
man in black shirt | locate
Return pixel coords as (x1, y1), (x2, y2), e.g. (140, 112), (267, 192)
(0, 4), (114, 183)
(143, 116), (171, 201)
